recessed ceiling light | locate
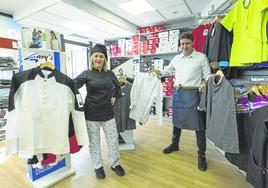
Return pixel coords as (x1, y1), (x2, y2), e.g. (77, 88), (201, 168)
(118, 0), (154, 15)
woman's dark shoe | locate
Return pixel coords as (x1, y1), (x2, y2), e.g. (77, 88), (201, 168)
(95, 166), (106, 179)
(111, 165), (125, 176)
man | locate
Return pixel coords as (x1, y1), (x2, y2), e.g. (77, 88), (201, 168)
(153, 32), (211, 171)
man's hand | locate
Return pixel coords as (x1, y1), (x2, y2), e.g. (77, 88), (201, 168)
(111, 97), (116, 105)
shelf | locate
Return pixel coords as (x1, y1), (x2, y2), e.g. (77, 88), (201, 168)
(110, 51), (179, 59)
(0, 66), (19, 71)
(138, 27), (181, 36)
(0, 133), (5, 138)
(140, 52), (179, 57)
(110, 55), (138, 59)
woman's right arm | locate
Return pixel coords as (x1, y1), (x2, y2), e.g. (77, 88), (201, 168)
(73, 70), (88, 89)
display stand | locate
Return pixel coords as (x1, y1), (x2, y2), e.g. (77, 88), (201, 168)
(18, 48), (75, 187)
(119, 130), (134, 150)
(27, 154), (75, 188)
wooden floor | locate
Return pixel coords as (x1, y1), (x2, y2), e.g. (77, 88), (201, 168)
(0, 119), (253, 188)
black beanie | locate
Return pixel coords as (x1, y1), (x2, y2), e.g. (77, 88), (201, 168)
(91, 43), (108, 60)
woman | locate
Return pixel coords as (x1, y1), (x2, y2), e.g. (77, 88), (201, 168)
(73, 44), (125, 179)
(50, 30), (61, 51)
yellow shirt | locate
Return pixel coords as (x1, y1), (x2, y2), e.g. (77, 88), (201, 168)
(247, 0), (268, 62)
(221, 0), (267, 66)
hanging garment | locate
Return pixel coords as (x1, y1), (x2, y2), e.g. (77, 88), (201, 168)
(225, 106), (268, 172)
(221, 0), (268, 66)
(129, 73), (163, 125)
(192, 23), (212, 52)
(114, 83), (136, 132)
(206, 76), (239, 153)
(246, 108), (268, 188)
(5, 67), (89, 158)
(203, 21), (233, 63)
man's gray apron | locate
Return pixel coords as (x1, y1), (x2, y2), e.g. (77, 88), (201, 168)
(172, 87), (203, 130)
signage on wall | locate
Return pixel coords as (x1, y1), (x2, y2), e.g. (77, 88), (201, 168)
(21, 27), (63, 52)
(19, 48), (61, 71)
(0, 37), (19, 49)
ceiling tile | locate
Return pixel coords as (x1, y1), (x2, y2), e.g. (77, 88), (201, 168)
(29, 11), (71, 26)
(108, 0), (130, 5)
(91, 0), (148, 26)
(135, 10), (166, 26)
(18, 17), (74, 35)
(158, 4), (191, 20)
(184, 0), (211, 14)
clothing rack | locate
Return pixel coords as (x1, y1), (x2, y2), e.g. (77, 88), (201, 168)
(200, 0), (237, 22)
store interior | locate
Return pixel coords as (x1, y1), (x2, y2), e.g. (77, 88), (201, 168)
(0, 0), (267, 187)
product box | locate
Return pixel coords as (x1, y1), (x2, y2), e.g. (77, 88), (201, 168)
(169, 29), (180, 36)
(158, 31), (169, 38)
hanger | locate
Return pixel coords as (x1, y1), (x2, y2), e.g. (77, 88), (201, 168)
(213, 70), (224, 84)
(117, 68), (128, 84)
(200, 19), (210, 25)
(40, 61), (55, 70)
(118, 75), (128, 84)
(214, 15), (222, 22)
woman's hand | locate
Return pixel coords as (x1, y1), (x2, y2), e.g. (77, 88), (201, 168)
(111, 97), (116, 105)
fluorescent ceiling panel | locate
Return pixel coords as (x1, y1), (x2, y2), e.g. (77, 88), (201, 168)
(118, 0), (154, 15)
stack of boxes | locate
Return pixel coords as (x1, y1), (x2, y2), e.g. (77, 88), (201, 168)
(147, 33), (158, 54)
(137, 25), (165, 34)
(110, 36), (139, 57)
(130, 36), (139, 56)
(162, 77), (175, 118)
(162, 77), (175, 97)
(118, 39), (126, 57)
(140, 40), (148, 55)
(168, 107), (173, 117)
(157, 29), (180, 53)
(109, 29), (180, 57)
(110, 43), (120, 57)
(168, 30), (180, 52)
(157, 31), (169, 54)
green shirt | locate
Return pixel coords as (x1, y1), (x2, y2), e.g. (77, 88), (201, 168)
(221, 0), (267, 66)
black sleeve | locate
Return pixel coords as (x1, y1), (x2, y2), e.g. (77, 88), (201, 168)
(8, 75), (19, 112)
(73, 70), (88, 90)
(111, 71), (122, 99)
(69, 79), (84, 112)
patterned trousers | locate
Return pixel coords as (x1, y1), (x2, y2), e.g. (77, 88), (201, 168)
(86, 118), (120, 169)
